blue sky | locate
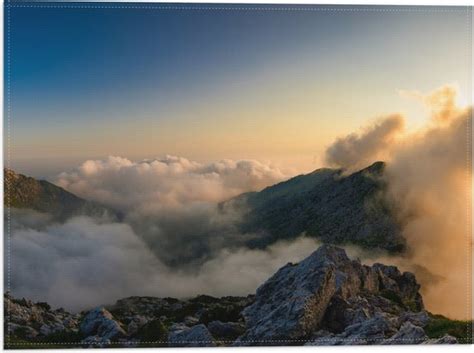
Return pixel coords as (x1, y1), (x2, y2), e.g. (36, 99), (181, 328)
(5, 3), (472, 177)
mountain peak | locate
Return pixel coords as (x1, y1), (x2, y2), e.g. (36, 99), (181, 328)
(231, 161), (404, 253)
(362, 161), (386, 175)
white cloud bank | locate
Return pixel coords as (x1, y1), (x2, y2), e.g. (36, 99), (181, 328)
(55, 155), (289, 212)
(11, 215), (318, 312)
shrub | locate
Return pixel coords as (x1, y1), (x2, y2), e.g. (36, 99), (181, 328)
(425, 314), (472, 343)
(135, 319), (168, 347)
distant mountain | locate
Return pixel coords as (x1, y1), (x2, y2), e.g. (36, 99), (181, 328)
(4, 169), (117, 221)
(224, 161), (405, 252)
(4, 162), (404, 252)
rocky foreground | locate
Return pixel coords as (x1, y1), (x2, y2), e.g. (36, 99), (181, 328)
(4, 245), (470, 348)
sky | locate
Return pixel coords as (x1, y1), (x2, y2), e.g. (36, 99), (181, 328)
(5, 3), (472, 178)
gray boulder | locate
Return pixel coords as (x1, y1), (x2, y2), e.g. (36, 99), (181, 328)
(422, 335), (458, 344)
(4, 292), (79, 340)
(399, 310), (430, 328)
(81, 335), (111, 348)
(80, 307), (126, 340)
(168, 324), (216, 347)
(238, 245), (340, 343)
(337, 313), (397, 344)
(207, 320), (245, 339)
(183, 316), (199, 326)
(307, 317), (430, 346)
(126, 315), (148, 336)
(384, 322), (427, 344)
(237, 245), (427, 345)
(306, 314), (395, 345)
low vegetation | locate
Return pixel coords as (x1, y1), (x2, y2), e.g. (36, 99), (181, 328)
(425, 314), (472, 343)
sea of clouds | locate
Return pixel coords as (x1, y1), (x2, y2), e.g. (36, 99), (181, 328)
(8, 85), (472, 319)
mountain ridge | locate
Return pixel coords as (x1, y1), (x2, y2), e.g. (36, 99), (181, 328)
(223, 161), (405, 252)
(5, 162), (404, 252)
(4, 168), (118, 221)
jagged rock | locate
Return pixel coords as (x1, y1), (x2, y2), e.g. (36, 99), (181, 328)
(306, 314), (396, 345)
(169, 322), (188, 332)
(239, 245), (419, 344)
(399, 310), (430, 327)
(80, 307), (126, 340)
(4, 292), (79, 339)
(307, 317), (431, 346)
(126, 315), (148, 336)
(81, 335), (111, 348)
(184, 316), (199, 326)
(373, 264), (424, 311)
(7, 323), (39, 339)
(384, 322), (427, 344)
(422, 335), (458, 344)
(207, 320), (245, 339)
(168, 323), (216, 347)
(237, 245), (426, 345)
(39, 322), (67, 336)
(238, 246), (339, 343)
(338, 313), (397, 343)
(106, 295), (252, 328)
(3, 245), (462, 347)
(322, 295), (375, 332)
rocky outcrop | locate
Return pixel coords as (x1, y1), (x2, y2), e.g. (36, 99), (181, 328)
(207, 320), (245, 340)
(106, 294), (252, 331)
(168, 323), (216, 347)
(4, 293), (80, 340)
(79, 307), (126, 343)
(423, 335), (458, 344)
(236, 245), (423, 345)
(385, 322), (427, 344)
(237, 245), (340, 342)
(3, 245), (466, 348)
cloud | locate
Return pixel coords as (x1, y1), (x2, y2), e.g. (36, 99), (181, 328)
(384, 95), (471, 320)
(9, 156), (311, 311)
(52, 156), (292, 267)
(324, 114), (405, 172)
(9, 85), (471, 320)
(10, 216), (319, 312)
(55, 155), (289, 212)
(400, 85), (461, 123)
(9, 208), (53, 231)
(324, 85), (472, 319)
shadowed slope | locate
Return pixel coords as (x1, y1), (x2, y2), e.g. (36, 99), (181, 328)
(4, 169), (117, 221)
(225, 162), (405, 252)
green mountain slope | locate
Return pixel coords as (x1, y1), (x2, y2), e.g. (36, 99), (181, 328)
(225, 161), (405, 252)
(4, 169), (116, 221)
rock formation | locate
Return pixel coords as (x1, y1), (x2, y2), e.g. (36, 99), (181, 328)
(4, 245), (465, 348)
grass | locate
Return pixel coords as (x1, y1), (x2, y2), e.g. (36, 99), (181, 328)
(425, 314), (472, 344)
(134, 319), (168, 347)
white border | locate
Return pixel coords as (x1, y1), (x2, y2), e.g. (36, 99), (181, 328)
(0, 1), (472, 352)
